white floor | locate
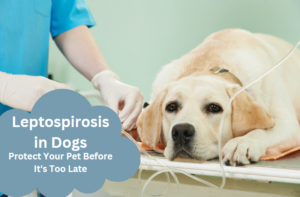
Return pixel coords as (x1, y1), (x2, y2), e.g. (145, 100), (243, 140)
(23, 169), (300, 197)
(71, 170), (300, 197)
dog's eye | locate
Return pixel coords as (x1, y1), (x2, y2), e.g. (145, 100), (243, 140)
(207, 104), (222, 113)
(166, 103), (178, 112)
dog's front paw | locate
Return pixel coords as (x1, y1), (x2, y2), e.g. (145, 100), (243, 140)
(222, 137), (263, 166)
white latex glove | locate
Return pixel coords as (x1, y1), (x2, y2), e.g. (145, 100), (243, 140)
(92, 70), (143, 131)
(0, 72), (72, 112)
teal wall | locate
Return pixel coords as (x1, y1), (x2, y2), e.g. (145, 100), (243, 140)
(48, 0), (300, 102)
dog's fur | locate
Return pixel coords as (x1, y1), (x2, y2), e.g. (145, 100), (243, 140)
(137, 29), (300, 165)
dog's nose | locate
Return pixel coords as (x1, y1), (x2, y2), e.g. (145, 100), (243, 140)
(172, 123), (195, 145)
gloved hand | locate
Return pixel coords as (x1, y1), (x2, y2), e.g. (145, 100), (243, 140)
(92, 70), (143, 131)
(0, 72), (72, 112)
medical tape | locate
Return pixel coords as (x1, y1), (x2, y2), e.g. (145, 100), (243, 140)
(121, 38), (300, 196)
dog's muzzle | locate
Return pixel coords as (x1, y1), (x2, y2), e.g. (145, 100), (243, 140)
(172, 123), (195, 147)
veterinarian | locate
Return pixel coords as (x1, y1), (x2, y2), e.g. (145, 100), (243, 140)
(0, 1), (143, 196)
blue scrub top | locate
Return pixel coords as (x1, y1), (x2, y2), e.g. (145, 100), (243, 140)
(0, 0), (96, 117)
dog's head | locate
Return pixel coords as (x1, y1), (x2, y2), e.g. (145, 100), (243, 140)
(137, 75), (275, 160)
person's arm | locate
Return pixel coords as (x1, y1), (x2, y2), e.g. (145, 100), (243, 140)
(54, 25), (143, 131)
(54, 25), (108, 80)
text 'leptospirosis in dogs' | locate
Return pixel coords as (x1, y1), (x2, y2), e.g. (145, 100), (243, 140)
(0, 89), (140, 197)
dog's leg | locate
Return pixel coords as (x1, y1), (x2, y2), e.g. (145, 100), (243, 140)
(222, 111), (300, 165)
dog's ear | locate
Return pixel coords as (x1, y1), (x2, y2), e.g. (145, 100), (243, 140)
(226, 85), (275, 137)
(137, 88), (169, 153)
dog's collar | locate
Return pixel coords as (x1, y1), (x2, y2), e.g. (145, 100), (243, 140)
(210, 66), (243, 87)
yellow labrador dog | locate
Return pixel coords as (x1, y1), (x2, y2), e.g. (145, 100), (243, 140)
(137, 29), (300, 165)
